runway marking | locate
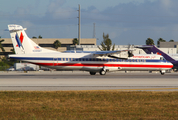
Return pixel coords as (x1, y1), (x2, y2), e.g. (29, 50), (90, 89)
(101, 87), (178, 91)
(1, 86), (178, 91)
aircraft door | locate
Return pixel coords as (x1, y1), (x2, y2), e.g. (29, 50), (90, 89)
(53, 57), (58, 66)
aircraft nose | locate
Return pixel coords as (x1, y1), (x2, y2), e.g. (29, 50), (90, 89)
(169, 63), (174, 68)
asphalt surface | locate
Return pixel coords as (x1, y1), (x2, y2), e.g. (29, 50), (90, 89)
(0, 71), (178, 91)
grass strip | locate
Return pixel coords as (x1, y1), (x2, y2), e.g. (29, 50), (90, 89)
(0, 91), (178, 120)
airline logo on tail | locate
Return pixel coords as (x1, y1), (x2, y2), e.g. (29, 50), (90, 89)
(157, 52), (162, 55)
(15, 32), (24, 49)
(34, 46), (40, 49)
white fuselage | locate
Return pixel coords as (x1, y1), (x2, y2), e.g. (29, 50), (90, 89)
(9, 53), (173, 72)
(7, 24), (173, 75)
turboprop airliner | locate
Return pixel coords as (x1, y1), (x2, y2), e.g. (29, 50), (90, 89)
(8, 24), (173, 75)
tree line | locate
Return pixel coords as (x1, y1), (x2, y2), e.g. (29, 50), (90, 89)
(146, 38), (175, 46)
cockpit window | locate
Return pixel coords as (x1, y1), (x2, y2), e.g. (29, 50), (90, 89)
(160, 57), (166, 60)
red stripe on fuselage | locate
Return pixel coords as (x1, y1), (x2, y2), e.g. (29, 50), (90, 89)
(35, 63), (173, 68)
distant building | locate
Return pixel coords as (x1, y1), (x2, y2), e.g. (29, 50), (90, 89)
(69, 45), (146, 54)
(159, 41), (178, 48)
(159, 42), (178, 53)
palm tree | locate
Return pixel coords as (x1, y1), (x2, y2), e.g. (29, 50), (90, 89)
(98, 33), (115, 51)
(53, 40), (61, 49)
(146, 38), (155, 45)
(38, 35), (42, 39)
(72, 38), (79, 45)
(157, 38), (166, 46)
(0, 37), (5, 52)
(169, 39), (174, 42)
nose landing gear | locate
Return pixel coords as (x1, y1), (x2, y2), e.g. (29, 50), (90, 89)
(160, 70), (165, 75)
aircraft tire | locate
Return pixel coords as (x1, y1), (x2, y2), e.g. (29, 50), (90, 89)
(160, 71), (165, 75)
(161, 72), (165, 75)
(90, 72), (96, 75)
(99, 70), (106, 75)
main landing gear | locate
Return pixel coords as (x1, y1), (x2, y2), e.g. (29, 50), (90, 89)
(89, 70), (107, 75)
(99, 70), (106, 75)
(90, 72), (96, 75)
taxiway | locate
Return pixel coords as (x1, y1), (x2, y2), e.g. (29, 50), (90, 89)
(0, 71), (178, 91)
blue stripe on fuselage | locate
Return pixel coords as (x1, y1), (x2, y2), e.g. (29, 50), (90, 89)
(9, 56), (169, 63)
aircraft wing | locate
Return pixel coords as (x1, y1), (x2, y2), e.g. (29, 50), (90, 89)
(93, 50), (129, 55)
(92, 50), (134, 59)
(63, 50), (134, 59)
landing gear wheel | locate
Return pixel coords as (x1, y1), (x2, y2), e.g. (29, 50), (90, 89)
(160, 71), (165, 75)
(90, 72), (96, 75)
(99, 70), (106, 75)
(161, 72), (165, 75)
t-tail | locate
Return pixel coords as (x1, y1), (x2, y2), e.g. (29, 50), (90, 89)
(136, 45), (177, 65)
(8, 24), (57, 54)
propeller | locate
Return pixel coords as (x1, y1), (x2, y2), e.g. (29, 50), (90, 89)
(107, 44), (135, 59)
(128, 44), (134, 57)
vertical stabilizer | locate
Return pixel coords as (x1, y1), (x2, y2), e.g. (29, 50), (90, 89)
(137, 45), (176, 62)
(8, 24), (57, 54)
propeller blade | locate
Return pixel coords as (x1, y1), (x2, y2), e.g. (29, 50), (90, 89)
(128, 51), (134, 57)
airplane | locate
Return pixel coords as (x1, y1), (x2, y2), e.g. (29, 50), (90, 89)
(7, 24), (173, 75)
(136, 45), (178, 71)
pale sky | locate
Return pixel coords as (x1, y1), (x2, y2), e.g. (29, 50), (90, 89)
(0, 0), (178, 45)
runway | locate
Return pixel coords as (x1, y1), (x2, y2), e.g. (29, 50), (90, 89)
(0, 71), (178, 91)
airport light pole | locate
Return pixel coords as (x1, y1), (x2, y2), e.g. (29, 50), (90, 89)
(78, 4), (81, 45)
